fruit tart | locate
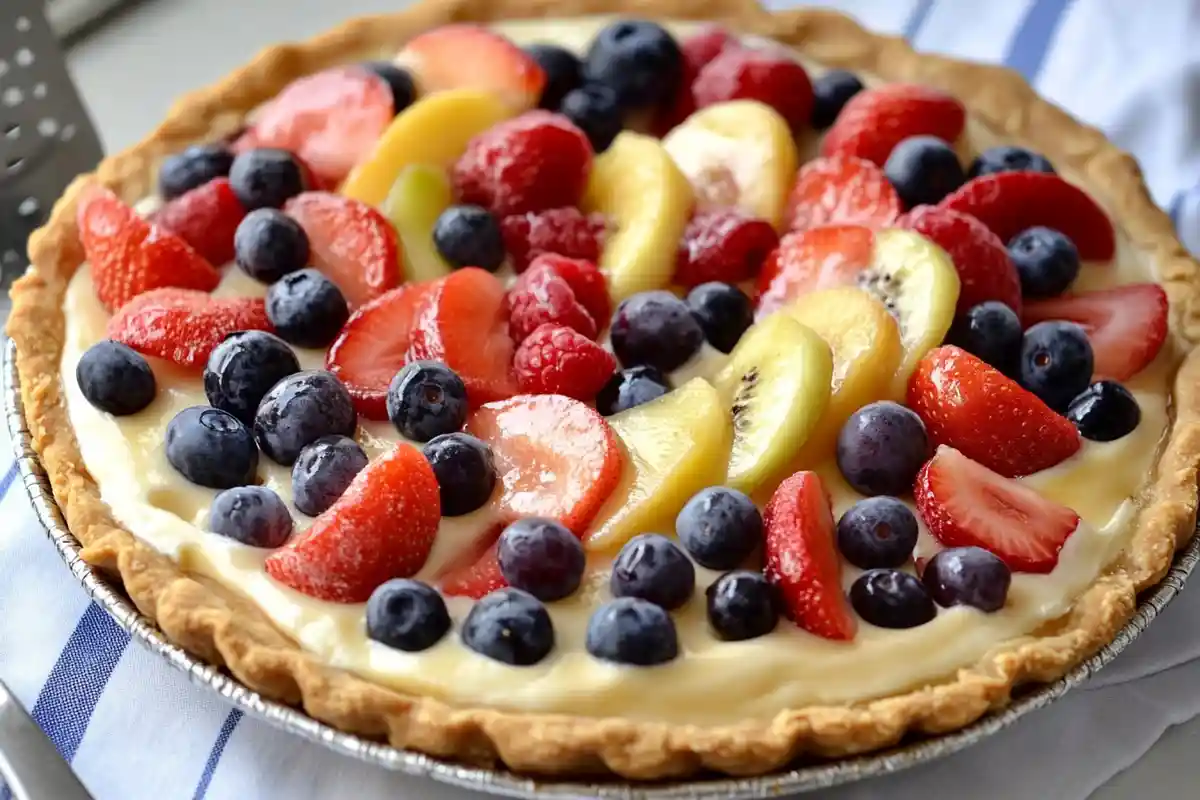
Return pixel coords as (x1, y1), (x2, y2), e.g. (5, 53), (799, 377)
(10, 0), (1200, 781)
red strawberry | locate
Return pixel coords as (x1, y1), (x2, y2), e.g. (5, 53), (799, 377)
(675, 209), (779, 288)
(653, 25), (739, 136)
(907, 346), (1081, 478)
(398, 25), (546, 111)
(452, 111), (593, 217)
(1021, 284), (1169, 381)
(915, 446), (1080, 574)
(408, 267), (518, 404)
(785, 156), (902, 233)
(939, 172), (1116, 261)
(283, 192), (401, 309)
(466, 394), (622, 534)
(755, 225), (876, 318)
(513, 324), (617, 400)
(150, 177), (246, 266)
(265, 443), (441, 602)
(507, 260), (598, 343)
(529, 254), (611, 330)
(692, 46), (814, 130)
(438, 539), (508, 600)
(820, 84), (966, 166)
(763, 471), (856, 641)
(77, 185), (220, 312)
(500, 207), (607, 273)
(897, 205), (1021, 315)
(107, 288), (271, 369)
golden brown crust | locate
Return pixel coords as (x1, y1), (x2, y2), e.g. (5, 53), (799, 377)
(9, 0), (1200, 780)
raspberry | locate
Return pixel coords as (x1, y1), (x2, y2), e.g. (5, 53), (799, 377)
(512, 324), (617, 400)
(692, 47), (814, 130)
(526, 254), (611, 332)
(501, 207), (607, 273)
(675, 209), (779, 288)
(507, 263), (597, 343)
(653, 26), (738, 136)
(150, 177), (246, 266)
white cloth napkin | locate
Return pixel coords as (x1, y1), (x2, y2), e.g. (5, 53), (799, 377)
(3, 1), (1200, 798)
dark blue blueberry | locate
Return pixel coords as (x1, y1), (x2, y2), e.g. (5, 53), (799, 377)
(560, 83), (622, 153)
(366, 579), (451, 652)
(705, 570), (778, 641)
(1008, 227), (1081, 299)
(166, 406), (258, 489)
(422, 432), (496, 517)
(1066, 380), (1141, 442)
(583, 20), (683, 110)
(947, 301), (1023, 377)
(461, 587), (555, 665)
(836, 497), (919, 570)
(497, 517), (586, 602)
(291, 435), (369, 516)
(265, 268), (350, 349)
(685, 282), (753, 354)
(360, 62), (417, 114)
(849, 569), (936, 629)
(675, 486), (762, 570)
(228, 148), (308, 210)
(586, 597), (679, 666)
(253, 370), (357, 466)
(922, 547), (1011, 612)
(1019, 321), (1094, 411)
(158, 144), (234, 200)
(209, 486), (293, 548)
(76, 340), (156, 416)
(595, 366), (670, 416)
(432, 205), (506, 272)
(525, 43), (583, 110)
(968, 145), (1056, 179)
(884, 135), (965, 208)
(203, 330), (300, 425)
(836, 401), (929, 496)
(609, 533), (695, 611)
(610, 290), (704, 373)
(387, 361), (469, 443)
(810, 69), (864, 130)
(233, 208), (310, 284)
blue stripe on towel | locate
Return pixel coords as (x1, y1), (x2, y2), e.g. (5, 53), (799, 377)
(192, 710), (244, 800)
(1003, 0), (1076, 80)
(0, 460), (19, 501)
(902, 0), (936, 41)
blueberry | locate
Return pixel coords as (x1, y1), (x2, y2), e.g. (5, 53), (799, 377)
(836, 497), (919, 570)
(947, 301), (1023, 376)
(265, 268), (350, 349)
(884, 135), (965, 208)
(706, 570), (779, 641)
(366, 579), (451, 652)
(209, 486), (293, 548)
(583, 20), (683, 110)
(1066, 381), (1141, 442)
(253, 371), (357, 466)
(525, 43), (583, 110)
(432, 205), (506, 272)
(166, 406), (258, 489)
(360, 62), (416, 114)
(595, 366), (671, 416)
(560, 83), (622, 153)
(228, 148), (308, 210)
(676, 486), (763, 570)
(1008, 227), (1081, 299)
(610, 291), (704, 373)
(497, 518), (586, 602)
(291, 435), (368, 516)
(461, 587), (555, 666)
(922, 547), (1011, 612)
(968, 145), (1056, 179)
(1019, 321), (1094, 411)
(158, 144), (234, 200)
(204, 330), (300, 425)
(836, 401), (929, 496)
(811, 70), (865, 129)
(685, 282), (753, 354)
(586, 597), (679, 666)
(610, 533), (695, 610)
(387, 361), (469, 442)
(233, 208), (310, 284)
(422, 433), (496, 517)
(849, 569), (936, 629)
(75, 340), (156, 416)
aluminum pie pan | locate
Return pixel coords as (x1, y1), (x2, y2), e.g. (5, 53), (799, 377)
(6, 338), (1199, 799)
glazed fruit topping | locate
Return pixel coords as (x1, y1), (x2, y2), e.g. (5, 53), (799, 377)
(921, 546), (1012, 612)
(360, 61), (417, 114)
(675, 209), (778, 289)
(610, 533), (696, 611)
(165, 406), (258, 490)
(253, 370), (357, 466)
(524, 43), (582, 110)
(366, 578), (451, 653)
(1066, 380), (1142, 442)
(836, 401), (929, 497)
(233, 208), (310, 284)
(595, 365), (671, 417)
(209, 486), (293, 549)
(676, 486), (763, 571)
(821, 83), (966, 166)
(706, 570), (779, 642)
(497, 517), (586, 602)
(810, 69), (864, 130)
(849, 570), (936, 629)
(967, 145), (1055, 179)
(203, 330), (300, 425)
(610, 290), (705, 373)
(560, 83), (623, 153)
(685, 282), (753, 354)
(228, 148), (312, 211)
(291, 435), (368, 517)
(158, 143), (234, 200)
(692, 45), (814, 131)
(462, 587), (555, 666)
(500, 207), (606, 274)
(512, 323), (616, 400)
(387, 361), (469, 443)
(432, 204), (506, 272)
(1018, 321), (1094, 412)
(422, 432), (497, 517)
(531, 254), (611, 330)
(586, 597), (679, 666)
(152, 177), (246, 267)
(583, 20), (683, 112)
(75, 340), (156, 416)
(756, 225), (875, 317)
(884, 135), (965, 209)
(266, 268), (349, 350)
(400, 25), (547, 111)
(836, 496), (919, 570)
(946, 300), (1023, 376)
(1008, 226), (1081, 299)
(785, 156), (902, 233)
(507, 260), (600, 343)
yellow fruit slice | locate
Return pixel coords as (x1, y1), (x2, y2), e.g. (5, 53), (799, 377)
(382, 164), (454, 283)
(585, 378), (732, 553)
(662, 100), (799, 230)
(583, 132), (693, 303)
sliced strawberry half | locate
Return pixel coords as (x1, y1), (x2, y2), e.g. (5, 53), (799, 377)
(907, 346), (1081, 478)
(915, 446), (1080, 574)
(763, 471), (856, 641)
(436, 527), (508, 600)
(755, 225), (876, 318)
(820, 83), (966, 166)
(1021, 283), (1169, 381)
(398, 25), (546, 111)
(938, 172), (1116, 261)
(785, 156), (902, 233)
(265, 443), (441, 602)
(150, 177), (246, 266)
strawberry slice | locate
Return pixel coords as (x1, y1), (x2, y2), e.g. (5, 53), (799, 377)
(325, 282), (434, 420)
(939, 172), (1116, 261)
(437, 528), (508, 600)
(265, 443), (441, 602)
(284, 192), (401, 309)
(1021, 283), (1169, 381)
(755, 225), (875, 318)
(763, 471), (856, 641)
(820, 84), (966, 166)
(150, 177), (246, 266)
(78, 185), (220, 312)
(907, 346), (1081, 478)
(398, 25), (546, 111)
(915, 446), (1080, 574)
(107, 288), (271, 370)
(465, 394), (622, 534)
(785, 156), (902, 233)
